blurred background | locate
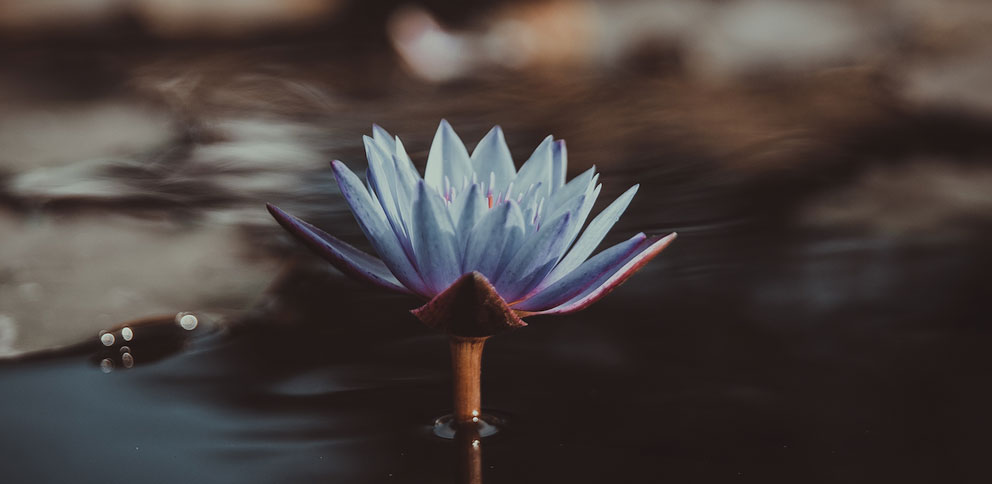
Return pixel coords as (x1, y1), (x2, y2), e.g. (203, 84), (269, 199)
(1, 0), (990, 482)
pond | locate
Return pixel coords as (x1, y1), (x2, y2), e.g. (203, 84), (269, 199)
(1, 9), (991, 482)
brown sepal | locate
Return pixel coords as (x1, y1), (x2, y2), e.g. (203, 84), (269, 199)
(411, 272), (527, 337)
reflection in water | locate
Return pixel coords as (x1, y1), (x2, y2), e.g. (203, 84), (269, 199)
(89, 314), (207, 371)
(455, 425), (484, 484)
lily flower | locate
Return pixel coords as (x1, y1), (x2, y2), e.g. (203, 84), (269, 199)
(267, 121), (676, 433)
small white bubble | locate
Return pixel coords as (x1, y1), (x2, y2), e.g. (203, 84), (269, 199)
(100, 358), (114, 373)
(121, 352), (134, 368)
(471, 440), (480, 448)
(121, 327), (133, 341)
(99, 331), (115, 346)
(177, 313), (198, 331)
(472, 416), (479, 423)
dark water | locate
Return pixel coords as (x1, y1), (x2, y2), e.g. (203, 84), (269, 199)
(3, 18), (992, 484)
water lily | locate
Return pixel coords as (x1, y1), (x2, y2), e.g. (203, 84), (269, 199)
(267, 120), (676, 434)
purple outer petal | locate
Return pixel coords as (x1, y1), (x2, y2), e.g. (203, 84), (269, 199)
(513, 232), (647, 311)
(266, 203), (412, 294)
(331, 160), (431, 296)
(541, 184), (638, 288)
(520, 232), (677, 315)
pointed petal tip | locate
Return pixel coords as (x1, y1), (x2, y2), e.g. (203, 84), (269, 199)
(534, 230), (677, 315)
(265, 203), (413, 295)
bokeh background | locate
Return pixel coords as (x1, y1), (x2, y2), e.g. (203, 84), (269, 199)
(1, 0), (990, 482)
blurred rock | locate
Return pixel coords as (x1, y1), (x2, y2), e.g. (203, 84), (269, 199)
(899, 46), (992, 115)
(800, 160), (992, 236)
(0, 101), (174, 173)
(0, 212), (278, 356)
(683, 0), (879, 80)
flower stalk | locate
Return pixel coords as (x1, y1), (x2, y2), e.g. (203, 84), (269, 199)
(449, 335), (488, 424)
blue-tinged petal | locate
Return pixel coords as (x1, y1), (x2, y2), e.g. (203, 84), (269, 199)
(548, 165), (595, 213)
(542, 184), (639, 287)
(519, 182), (545, 233)
(491, 199), (526, 277)
(451, 183), (486, 249)
(366, 166), (417, 264)
(526, 232), (677, 315)
(364, 137), (404, 234)
(425, 119), (473, 190)
(331, 160), (431, 296)
(551, 140), (567, 192)
(493, 211), (572, 298)
(267, 203), (411, 294)
(471, 126), (515, 194)
(394, 136), (421, 181)
(387, 137), (420, 236)
(410, 181), (463, 294)
(372, 124), (396, 153)
(512, 135), (554, 199)
(501, 257), (559, 304)
(513, 233), (646, 311)
(462, 199), (523, 278)
(365, 137), (421, 266)
(552, 178), (601, 255)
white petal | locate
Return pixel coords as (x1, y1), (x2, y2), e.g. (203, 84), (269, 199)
(461, 199), (523, 278)
(364, 137), (404, 233)
(331, 160), (430, 296)
(425, 119), (472, 190)
(551, 139), (567, 192)
(493, 211), (573, 300)
(371, 124), (396, 153)
(512, 135), (554, 200)
(394, 136), (421, 181)
(471, 126), (515, 194)
(410, 181), (463, 293)
(548, 165), (596, 213)
(451, 183), (486, 250)
(542, 184), (638, 287)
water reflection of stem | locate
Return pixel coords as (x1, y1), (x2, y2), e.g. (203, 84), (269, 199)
(455, 424), (483, 484)
(449, 335), (488, 423)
